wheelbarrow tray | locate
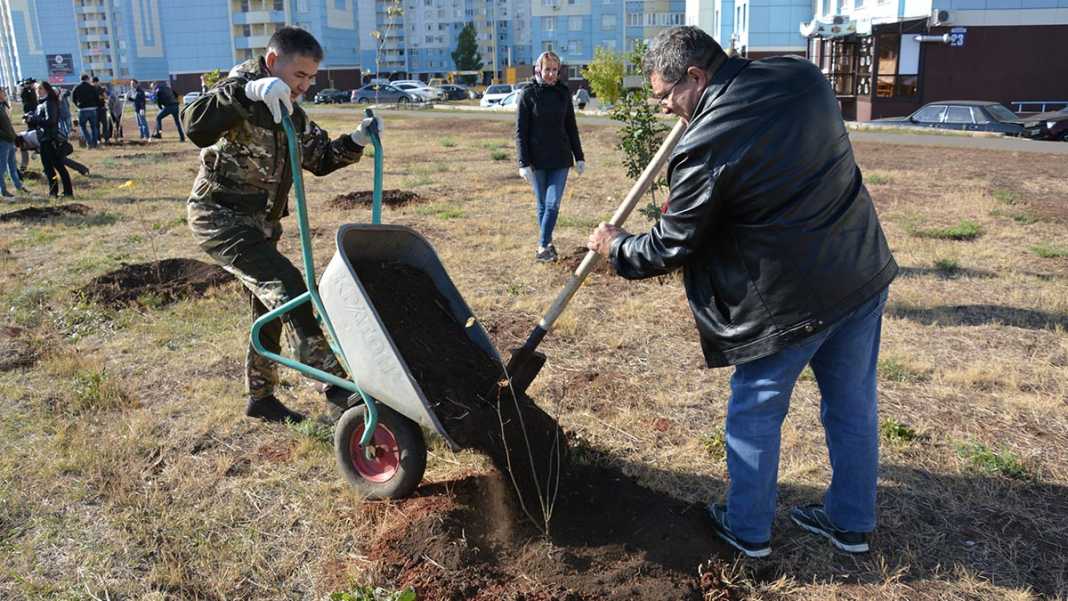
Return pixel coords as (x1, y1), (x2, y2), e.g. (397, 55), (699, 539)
(319, 224), (499, 451)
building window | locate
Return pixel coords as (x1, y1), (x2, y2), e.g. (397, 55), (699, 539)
(543, 16), (555, 31)
(625, 12), (641, 27)
(569, 16), (583, 31)
(568, 39), (581, 54)
(875, 33), (917, 97)
(543, 41), (554, 51)
(604, 39), (616, 50)
(602, 14), (616, 30)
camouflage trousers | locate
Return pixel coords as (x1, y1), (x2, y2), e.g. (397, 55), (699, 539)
(187, 199), (346, 400)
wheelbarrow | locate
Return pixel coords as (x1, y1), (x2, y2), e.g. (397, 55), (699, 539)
(250, 108), (489, 499)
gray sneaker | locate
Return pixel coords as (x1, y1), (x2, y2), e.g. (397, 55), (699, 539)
(535, 247), (554, 263)
(790, 504), (870, 553)
(706, 503), (772, 558)
(546, 243), (558, 260)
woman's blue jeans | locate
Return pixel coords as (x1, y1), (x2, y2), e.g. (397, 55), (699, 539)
(0, 140), (21, 193)
(724, 287), (889, 542)
(529, 167), (569, 248)
(135, 110), (150, 139)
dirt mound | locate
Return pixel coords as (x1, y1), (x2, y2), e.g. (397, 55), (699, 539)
(555, 246), (614, 276)
(0, 325), (38, 371)
(352, 261), (565, 525)
(79, 258), (233, 308)
(329, 189), (425, 209)
(0, 204), (92, 222)
(19, 170), (44, 181)
(367, 467), (729, 600)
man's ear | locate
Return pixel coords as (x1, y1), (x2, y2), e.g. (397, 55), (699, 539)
(686, 65), (708, 87)
(264, 50), (278, 72)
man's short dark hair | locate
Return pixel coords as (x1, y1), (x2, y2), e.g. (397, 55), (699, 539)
(91, 76), (100, 83)
(81, 74), (90, 82)
(267, 26), (324, 62)
(643, 26), (725, 83)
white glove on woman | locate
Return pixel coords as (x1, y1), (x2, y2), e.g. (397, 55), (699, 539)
(244, 77), (293, 124)
(575, 160), (586, 175)
(350, 115), (384, 147)
(519, 166), (534, 183)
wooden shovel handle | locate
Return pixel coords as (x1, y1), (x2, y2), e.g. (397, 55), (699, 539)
(537, 118), (687, 334)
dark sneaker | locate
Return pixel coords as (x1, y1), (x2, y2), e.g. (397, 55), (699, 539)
(246, 395), (306, 423)
(790, 504), (870, 553)
(706, 504), (771, 558)
(535, 247), (554, 263)
(545, 243), (558, 261)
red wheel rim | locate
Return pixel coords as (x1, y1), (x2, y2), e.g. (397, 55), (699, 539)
(350, 421), (401, 483)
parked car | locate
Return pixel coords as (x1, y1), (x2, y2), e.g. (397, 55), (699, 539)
(438, 84), (473, 101)
(1022, 107), (1068, 141)
(391, 82), (440, 102)
(313, 88), (349, 104)
(872, 101), (1025, 136)
(351, 84), (423, 104)
(495, 90), (520, 110)
(479, 84), (514, 107)
(182, 91), (201, 104)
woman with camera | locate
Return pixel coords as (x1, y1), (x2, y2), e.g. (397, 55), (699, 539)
(25, 81), (73, 198)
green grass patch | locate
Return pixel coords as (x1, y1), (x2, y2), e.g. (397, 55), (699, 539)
(866, 173), (891, 185)
(69, 367), (130, 414)
(990, 207), (1039, 225)
(1030, 242), (1068, 258)
(556, 214), (601, 229)
(414, 204), (464, 220)
(933, 258), (960, 276)
(956, 442), (1031, 480)
(480, 140), (509, 150)
(287, 418), (333, 446)
(489, 149), (509, 161)
(330, 587), (416, 601)
(880, 418), (919, 445)
(403, 173), (434, 188)
(991, 189), (1018, 205)
(701, 430), (726, 462)
(877, 357), (929, 383)
(912, 220), (982, 241)
(440, 137), (457, 148)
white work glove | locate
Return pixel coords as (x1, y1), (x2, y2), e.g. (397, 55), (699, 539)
(244, 77), (293, 124)
(519, 166), (534, 183)
(350, 115), (384, 147)
(575, 160), (586, 175)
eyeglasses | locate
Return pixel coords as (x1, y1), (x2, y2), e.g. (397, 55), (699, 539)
(651, 77), (685, 105)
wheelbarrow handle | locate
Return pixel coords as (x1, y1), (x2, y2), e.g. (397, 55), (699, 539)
(536, 118), (687, 336)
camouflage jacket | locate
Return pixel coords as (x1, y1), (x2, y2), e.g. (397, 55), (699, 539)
(182, 57), (363, 221)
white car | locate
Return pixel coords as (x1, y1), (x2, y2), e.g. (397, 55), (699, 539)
(392, 82), (441, 102)
(494, 91), (520, 110)
(182, 91), (202, 104)
(479, 84), (514, 107)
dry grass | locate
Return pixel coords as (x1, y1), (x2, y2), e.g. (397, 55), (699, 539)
(1, 109), (1066, 600)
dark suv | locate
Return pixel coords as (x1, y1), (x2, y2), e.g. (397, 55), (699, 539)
(313, 88), (349, 104)
(1023, 108), (1068, 142)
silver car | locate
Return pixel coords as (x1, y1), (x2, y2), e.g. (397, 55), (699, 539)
(351, 84), (422, 104)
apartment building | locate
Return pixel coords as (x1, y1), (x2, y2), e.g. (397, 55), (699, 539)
(801, 0), (1068, 119)
(686, 0), (810, 58)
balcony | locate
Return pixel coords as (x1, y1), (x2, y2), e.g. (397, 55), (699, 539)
(231, 10), (286, 25)
(82, 34), (111, 42)
(234, 34), (273, 49)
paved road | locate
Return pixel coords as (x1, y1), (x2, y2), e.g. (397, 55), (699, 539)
(306, 105), (1068, 155)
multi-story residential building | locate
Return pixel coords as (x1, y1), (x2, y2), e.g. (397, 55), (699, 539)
(800, 0), (1068, 120)
(686, 0), (809, 58)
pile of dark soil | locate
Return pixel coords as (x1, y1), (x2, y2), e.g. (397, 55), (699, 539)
(351, 261), (565, 525)
(0, 325), (38, 371)
(329, 189), (425, 209)
(0, 204), (92, 223)
(79, 258), (233, 308)
(556, 246), (615, 276)
(366, 467), (730, 600)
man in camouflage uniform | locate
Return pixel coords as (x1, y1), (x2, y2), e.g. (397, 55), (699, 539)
(182, 27), (382, 423)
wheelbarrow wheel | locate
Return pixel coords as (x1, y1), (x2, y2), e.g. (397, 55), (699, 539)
(334, 403), (426, 499)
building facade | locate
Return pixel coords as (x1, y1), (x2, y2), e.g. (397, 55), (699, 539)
(687, 0), (810, 57)
(801, 0), (1068, 120)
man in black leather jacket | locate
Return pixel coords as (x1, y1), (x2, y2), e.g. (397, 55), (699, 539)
(588, 26), (897, 558)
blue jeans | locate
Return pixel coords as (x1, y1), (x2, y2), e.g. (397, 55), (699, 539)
(78, 108), (99, 148)
(724, 287), (889, 542)
(135, 109), (150, 139)
(529, 167), (568, 248)
(0, 141), (21, 193)
(155, 104), (184, 141)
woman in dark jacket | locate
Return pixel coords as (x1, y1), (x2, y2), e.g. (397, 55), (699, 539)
(26, 81), (73, 197)
(515, 50), (585, 262)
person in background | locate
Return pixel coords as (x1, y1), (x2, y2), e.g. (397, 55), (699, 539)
(587, 26), (897, 558)
(19, 79), (37, 116)
(25, 81), (73, 197)
(16, 129), (90, 177)
(573, 87), (590, 110)
(107, 86), (124, 140)
(515, 50), (585, 263)
(93, 77), (111, 144)
(58, 87), (73, 138)
(130, 80), (150, 140)
(152, 80), (184, 142)
(0, 88), (28, 198)
(72, 74), (100, 149)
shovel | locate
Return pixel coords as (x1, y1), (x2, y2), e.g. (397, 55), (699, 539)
(505, 118), (688, 394)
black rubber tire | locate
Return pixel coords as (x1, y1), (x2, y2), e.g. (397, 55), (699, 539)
(398, 96), (410, 105)
(335, 403), (426, 499)
(357, 97), (370, 104)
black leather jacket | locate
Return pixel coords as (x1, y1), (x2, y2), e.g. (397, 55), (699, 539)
(611, 56), (897, 367)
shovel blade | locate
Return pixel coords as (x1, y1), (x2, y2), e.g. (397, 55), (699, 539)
(504, 346), (546, 395)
